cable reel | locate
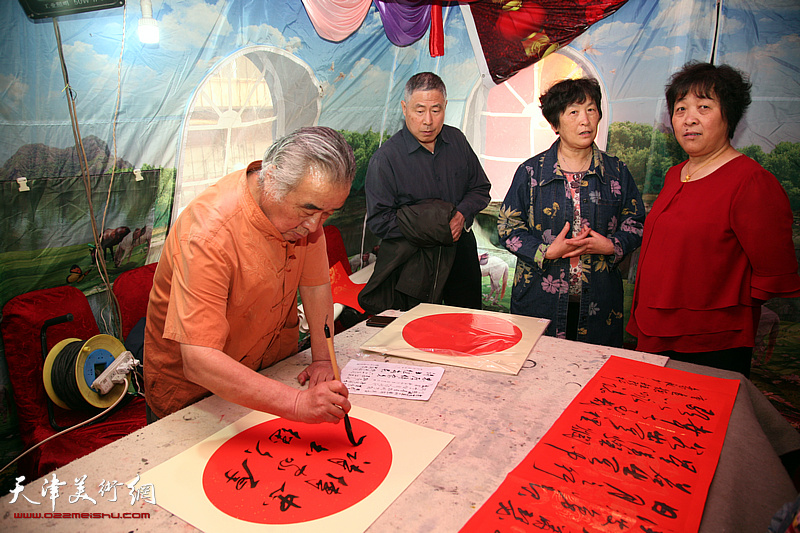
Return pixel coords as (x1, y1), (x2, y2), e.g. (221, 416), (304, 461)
(43, 334), (129, 410)
(0, 332), (137, 474)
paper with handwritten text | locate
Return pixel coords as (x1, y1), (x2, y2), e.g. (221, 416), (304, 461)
(140, 406), (453, 532)
(341, 360), (444, 401)
(461, 356), (739, 533)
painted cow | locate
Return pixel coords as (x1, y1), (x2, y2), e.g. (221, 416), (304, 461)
(91, 226), (130, 263)
(114, 225), (152, 267)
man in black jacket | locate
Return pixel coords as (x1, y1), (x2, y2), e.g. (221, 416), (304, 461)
(361, 72), (491, 313)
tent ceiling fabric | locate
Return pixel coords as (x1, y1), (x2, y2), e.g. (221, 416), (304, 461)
(470, 0), (630, 84)
(301, 0), (372, 42)
(373, 0), (432, 47)
(300, 0), (628, 82)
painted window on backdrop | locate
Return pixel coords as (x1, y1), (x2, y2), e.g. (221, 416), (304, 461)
(173, 46), (321, 222)
(463, 48), (607, 203)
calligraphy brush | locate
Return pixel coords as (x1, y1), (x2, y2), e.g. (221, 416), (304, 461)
(324, 322), (363, 447)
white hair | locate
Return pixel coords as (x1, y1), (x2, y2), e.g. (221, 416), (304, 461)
(258, 126), (355, 199)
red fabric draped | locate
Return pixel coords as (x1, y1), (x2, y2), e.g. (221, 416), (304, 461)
(470, 0), (629, 83)
(430, 0), (444, 57)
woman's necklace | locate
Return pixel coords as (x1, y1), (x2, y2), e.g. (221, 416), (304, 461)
(558, 150), (591, 174)
(682, 147), (728, 183)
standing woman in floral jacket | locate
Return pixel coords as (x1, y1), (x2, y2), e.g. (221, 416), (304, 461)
(498, 78), (645, 347)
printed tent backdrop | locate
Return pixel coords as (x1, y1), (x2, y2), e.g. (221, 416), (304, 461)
(0, 0), (799, 490)
(0, 166), (165, 305)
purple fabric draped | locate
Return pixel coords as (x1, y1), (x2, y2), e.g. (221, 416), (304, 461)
(301, 0), (372, 42)
(374, 0), (431, 47)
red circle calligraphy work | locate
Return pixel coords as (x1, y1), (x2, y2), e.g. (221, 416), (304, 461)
(202, 417), (392, 524)
(402, 313), (523, 356)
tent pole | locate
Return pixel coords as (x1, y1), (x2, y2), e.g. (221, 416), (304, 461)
(710, 0), (723, 64)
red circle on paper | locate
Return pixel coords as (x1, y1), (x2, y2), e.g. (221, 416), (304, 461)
(202, 417), (391, 524)
(402, 313), (523, 356)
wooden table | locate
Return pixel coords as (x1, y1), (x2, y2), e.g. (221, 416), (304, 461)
(1, 320), (797, 532)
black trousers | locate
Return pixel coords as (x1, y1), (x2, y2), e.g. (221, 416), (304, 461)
(441, 230), (482, 310)
(145, 402), (160, 424)
(659, 347), (753, 378)
(566, 301), (580, 341)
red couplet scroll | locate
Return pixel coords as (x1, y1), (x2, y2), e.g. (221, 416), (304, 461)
(402, 312), (523, 356)
(203, 417), (392, 524)
(460, 356), (740, 533)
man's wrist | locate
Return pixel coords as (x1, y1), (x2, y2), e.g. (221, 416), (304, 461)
(291, 388), (302, 421)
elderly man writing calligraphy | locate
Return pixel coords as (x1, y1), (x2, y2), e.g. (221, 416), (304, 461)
(359, 72), (491, 313)
(144, 127), (355, 423)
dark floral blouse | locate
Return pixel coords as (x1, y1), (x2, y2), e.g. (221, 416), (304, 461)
(498, 140), (645, 347)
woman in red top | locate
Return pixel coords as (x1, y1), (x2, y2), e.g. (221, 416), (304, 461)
(627, 62), (800, 377)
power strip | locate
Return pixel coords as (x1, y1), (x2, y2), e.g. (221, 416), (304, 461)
(91, 350), (139, 394)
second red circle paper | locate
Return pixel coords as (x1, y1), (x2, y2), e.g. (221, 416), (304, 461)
(402, 313), (523, 356)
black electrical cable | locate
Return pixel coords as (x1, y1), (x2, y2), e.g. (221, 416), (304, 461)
(0, 378), (129, 475)
(49, 340), (97, 411)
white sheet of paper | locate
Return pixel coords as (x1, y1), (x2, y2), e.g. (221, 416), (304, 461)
(341, 359), (444, 401)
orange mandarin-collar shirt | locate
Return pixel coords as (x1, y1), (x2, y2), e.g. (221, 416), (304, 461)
(144, 162), (330, 418)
